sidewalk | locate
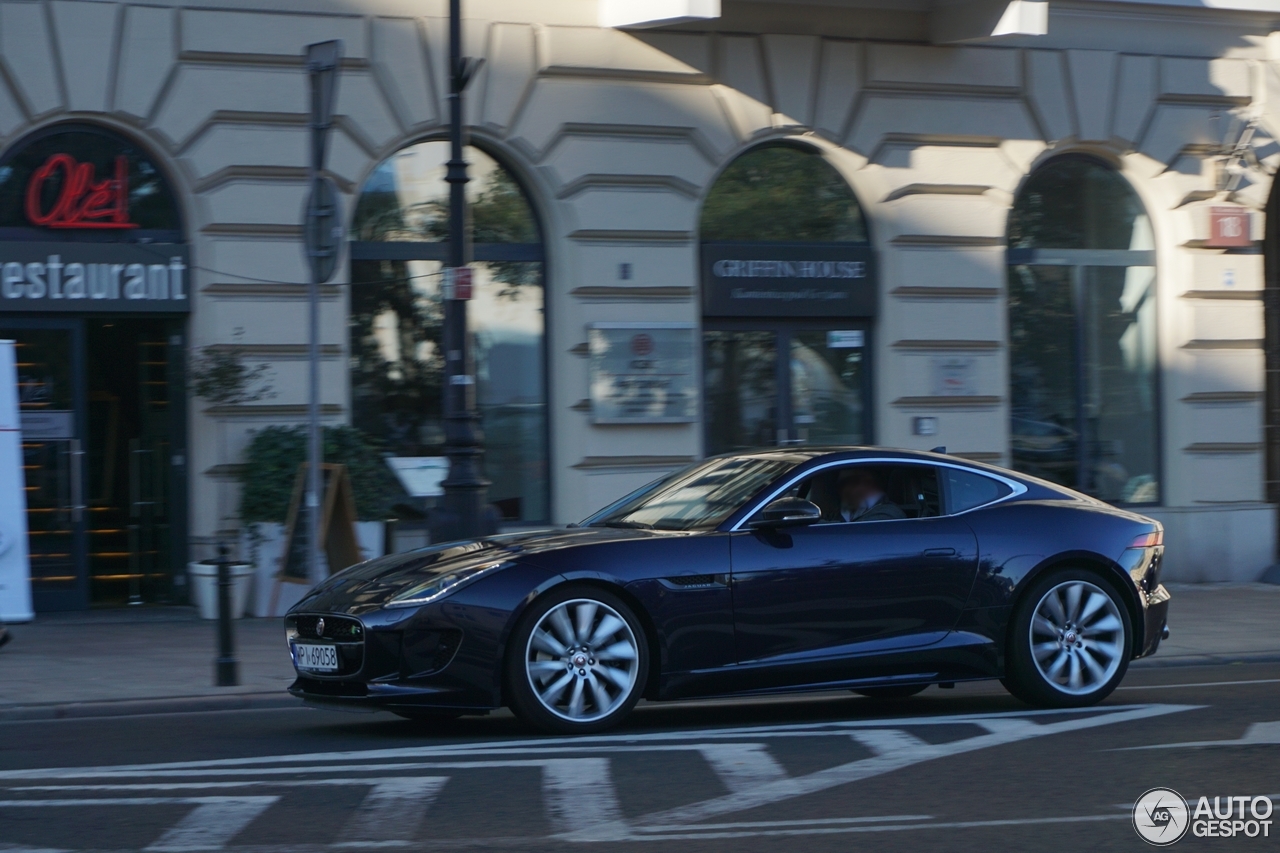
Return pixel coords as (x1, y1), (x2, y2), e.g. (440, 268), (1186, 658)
(1, 583), (1278, 721)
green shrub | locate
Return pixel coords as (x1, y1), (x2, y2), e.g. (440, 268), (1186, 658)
(238, 425), (400, 524)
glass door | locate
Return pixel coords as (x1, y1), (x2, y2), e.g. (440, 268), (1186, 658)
(789, 330), (866, 446)
(704, 324), (870, 455)
(0, 321), (87, 611)
(1009, 263), (1159, 503)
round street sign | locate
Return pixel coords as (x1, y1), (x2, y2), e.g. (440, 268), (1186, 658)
(303, 177), (343, 283)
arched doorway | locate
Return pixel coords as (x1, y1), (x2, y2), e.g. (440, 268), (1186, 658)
(700, 143), (876, 455)
(348, 141), (548, 524)
(0, 123), (189, 610)
(1007, 156), (1159, 504)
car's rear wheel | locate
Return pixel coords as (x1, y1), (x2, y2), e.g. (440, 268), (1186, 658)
(1004, 568), (1132, 707)
(852, 685), (929, 700)
(505, 586), (649, 734)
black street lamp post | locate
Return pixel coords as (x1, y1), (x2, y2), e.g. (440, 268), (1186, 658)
(436, 0), (492, 543)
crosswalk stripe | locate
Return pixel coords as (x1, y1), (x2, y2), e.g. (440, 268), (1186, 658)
(145, 796), (278, 852)
(849, 729), (930, 755)
(336, 777), (448, 843)
(696, 744), (790, 794)
(541, 758), (626, 839)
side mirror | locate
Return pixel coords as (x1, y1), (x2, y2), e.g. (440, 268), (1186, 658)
(749, 497), (822, 528)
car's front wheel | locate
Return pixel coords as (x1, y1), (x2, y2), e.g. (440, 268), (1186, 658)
(1004, 568), (1132, 707)
(505, 586), (649, 734)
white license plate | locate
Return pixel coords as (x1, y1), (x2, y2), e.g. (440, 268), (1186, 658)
(294, 643), (339, 672)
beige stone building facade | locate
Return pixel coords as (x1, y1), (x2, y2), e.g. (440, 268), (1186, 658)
(3, 0), (1279, 610)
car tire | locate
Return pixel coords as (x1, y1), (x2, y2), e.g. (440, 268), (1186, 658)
(505, 586), (650, 734)
(852, 685), (929, 700)
(1004, 567), (1132, 708)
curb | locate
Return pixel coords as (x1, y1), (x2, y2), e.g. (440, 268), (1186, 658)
(0, 692), (301, 723)
(1130, 651), (1280, 669)
(3, 654), (1278, 722)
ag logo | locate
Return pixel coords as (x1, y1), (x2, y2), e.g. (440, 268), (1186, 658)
(1134, 787), (1190, 845)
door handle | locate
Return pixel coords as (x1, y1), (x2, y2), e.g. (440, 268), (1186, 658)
(69, 438), (85, 525)
(923, 547), (956, 557)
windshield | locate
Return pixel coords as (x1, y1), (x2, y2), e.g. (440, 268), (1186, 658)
(582, 456), (798, 531)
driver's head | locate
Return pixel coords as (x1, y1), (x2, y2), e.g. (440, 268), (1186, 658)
(839, 468), (885, 509)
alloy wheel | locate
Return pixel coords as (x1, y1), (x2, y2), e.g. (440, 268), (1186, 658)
(1029, 579), (1126, 696)
(524, 598), (640, 723)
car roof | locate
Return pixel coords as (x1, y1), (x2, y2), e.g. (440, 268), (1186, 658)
(713, 445), (1056, 489)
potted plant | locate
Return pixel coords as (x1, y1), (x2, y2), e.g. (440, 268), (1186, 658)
(238, 425), (400, 616)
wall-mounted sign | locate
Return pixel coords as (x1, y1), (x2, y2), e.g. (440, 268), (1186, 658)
(701, 242), (876, 318)
(827, 330), (864, 349)
(19, 410), (73, 440)
(0, 243), (189, 313)
(1207, 206), (1252, 248)
(589, 322), (696, 424)
(932, 357), (977, 396)
(26, 154), (135, 230)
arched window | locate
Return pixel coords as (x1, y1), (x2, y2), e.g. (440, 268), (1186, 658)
(701, 144), (868, 243)
(1007, 157), (1158, 504)
(349, 142), (547, 523)
(699, 144), (874, 455)
(0, 123), (183, 241)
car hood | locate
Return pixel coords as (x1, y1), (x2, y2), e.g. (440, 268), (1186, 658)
(289, 527), (661, 613)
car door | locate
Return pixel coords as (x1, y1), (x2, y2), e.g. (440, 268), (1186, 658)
(728, 461), (979, 685)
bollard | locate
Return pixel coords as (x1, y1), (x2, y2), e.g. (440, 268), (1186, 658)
(214, 543), (239, 686)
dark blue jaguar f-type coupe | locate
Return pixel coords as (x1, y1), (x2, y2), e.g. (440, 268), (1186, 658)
(285, 448), (1171, 733)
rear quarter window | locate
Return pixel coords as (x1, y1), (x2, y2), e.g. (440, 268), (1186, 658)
(944, 468), (1013, 513)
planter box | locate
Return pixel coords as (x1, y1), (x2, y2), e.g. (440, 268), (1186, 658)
(187, 561), (254, 620)
(241, 521), (385, 618)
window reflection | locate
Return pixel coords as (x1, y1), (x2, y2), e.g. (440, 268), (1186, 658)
(700, 144), (867, 243)
(1008, 157), (1159, 505)
(349, 142), (547, 523)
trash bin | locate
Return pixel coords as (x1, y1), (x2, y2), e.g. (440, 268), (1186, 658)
(187, 560), (254, 620)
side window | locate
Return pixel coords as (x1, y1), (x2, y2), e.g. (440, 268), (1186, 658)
(793, 464), (942, 522)
(943, 468), (1012, 514)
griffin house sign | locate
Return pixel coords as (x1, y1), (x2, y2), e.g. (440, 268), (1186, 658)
(0, 125), (189, 313)
(701, 242), (877, 318)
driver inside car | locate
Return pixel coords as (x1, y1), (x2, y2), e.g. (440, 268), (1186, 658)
(837, 468), (906, 522)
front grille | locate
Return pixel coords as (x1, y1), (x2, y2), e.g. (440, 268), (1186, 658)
(288, 613), (366, 677)
(292, 613), (363, 642)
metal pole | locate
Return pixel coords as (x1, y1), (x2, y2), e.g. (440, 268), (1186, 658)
(302, 44), (337, 584)
(307, 236), (321, 586)
(438, 0), (490, 542)
(214, 542), (238, 686)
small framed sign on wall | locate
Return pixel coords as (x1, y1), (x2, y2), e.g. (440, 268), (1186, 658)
(588, 322), (697, 424)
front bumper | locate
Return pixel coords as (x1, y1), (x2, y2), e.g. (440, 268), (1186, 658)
(283, 601), (506, 713)
(1139, 583), (1171, 658)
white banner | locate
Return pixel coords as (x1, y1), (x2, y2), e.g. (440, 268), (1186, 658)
(0, 340), (33, 621)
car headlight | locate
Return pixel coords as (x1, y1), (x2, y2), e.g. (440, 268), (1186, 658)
(384, 561), (511, 608)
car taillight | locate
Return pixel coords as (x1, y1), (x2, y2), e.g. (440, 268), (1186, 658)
(1129, 530), (1163, 548)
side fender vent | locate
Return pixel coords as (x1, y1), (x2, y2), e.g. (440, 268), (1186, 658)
(660, 574), (726, 590)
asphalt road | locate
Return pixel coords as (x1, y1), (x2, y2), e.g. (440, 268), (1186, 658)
(1, 663), (1277, 852)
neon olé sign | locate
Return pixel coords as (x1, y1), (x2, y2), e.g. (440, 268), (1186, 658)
(24, 154), (137, 230)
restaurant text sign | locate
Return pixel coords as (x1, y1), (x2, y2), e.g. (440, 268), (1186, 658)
(0, 243), (190, 313)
